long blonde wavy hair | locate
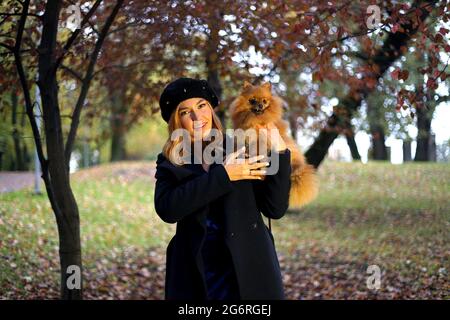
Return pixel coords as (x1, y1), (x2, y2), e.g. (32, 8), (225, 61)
(162, 101), (224, 166)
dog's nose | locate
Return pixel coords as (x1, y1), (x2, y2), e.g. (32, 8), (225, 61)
(253, 104), (263, 113)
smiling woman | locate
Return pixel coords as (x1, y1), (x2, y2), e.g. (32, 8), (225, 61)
(158, 78), (222, 166)
(178, 98), (214, 140)
(155, 77), (291, 301)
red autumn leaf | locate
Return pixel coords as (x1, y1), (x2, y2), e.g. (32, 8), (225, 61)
(439, 27), (449, 35)
(366, 77), (377, 89)
(400, 70), (409, 81)
(435, 33), (443, 43)
(391, 68), (400, 80)
(433, 69), (441, 78)
(312, 71), (323, 82)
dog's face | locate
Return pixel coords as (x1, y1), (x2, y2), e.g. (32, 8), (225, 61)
(231, 80), (283, 128)
(242, 81), (273, 115)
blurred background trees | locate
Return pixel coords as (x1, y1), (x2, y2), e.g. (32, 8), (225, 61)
(1, 0), (449, 172)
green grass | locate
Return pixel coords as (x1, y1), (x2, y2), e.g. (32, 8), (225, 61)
(274, 161), (449, 274)
(0, 162), (175, 294)
(0, 160), (448, 298)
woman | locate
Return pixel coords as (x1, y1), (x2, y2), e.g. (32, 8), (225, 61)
(154, 77), (291, 300)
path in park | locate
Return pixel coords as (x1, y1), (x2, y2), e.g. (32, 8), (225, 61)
(0, 172), (35, 193)
(0, 163), (157, 193)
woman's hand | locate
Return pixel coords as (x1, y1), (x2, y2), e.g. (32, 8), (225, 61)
(223, 147), (269, 181)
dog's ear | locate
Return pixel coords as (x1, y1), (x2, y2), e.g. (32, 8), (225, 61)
(243, 81), (253, 90)
(261, 82), (272, 91)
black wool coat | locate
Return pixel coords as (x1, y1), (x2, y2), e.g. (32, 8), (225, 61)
(154, 140), (291, 300)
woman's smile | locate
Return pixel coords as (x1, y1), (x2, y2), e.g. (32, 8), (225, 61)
(193, 121), (208, 129)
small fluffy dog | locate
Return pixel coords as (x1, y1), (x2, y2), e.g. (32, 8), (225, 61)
(229, 81), (319, 209)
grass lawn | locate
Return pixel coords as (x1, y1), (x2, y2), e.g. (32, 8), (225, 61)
(0, 160), (448, 299)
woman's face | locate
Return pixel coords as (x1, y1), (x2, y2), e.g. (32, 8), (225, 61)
(177, 97), (213, 140)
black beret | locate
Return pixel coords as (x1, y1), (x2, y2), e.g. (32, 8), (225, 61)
(159, 77), (219, 123)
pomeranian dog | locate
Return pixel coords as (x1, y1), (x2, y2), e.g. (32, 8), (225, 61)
(229, 81), (319, 209)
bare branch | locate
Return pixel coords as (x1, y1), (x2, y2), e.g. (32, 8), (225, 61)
(13, 1), (45, 161)
(11, 0), (50, 194)
(92, 57), (158, 77)
(61, 64), (83, 81)
(53, 0), (103, 71)
(0, 12), (42, 19)
(436, 95), (450, 104)
(0, 42), (14, 51)
(65, 0), (124, 164)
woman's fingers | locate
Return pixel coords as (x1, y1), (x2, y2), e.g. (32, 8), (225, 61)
(249, 169), (267, 176)
(248, 161), (270, 170)
(225, 146), (246, 164)
(247, 154), (266, 164)
(240, 175), (264, 180)
(241, 167), (267, 178)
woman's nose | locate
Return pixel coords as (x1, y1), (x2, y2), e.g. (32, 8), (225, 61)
(190, 110), (199, 121)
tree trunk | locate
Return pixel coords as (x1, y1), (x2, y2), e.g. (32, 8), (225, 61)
(428, 133), (436, 161)
(37, 1), (82, 300)
(345, 128), (361, 161)
(110, 90), (127, 162)
(11, 91), (25, 170)
(13, 0), (122, 300)
(414, 104), (433, 161)
(305, 98), (359, 168)
(403, 140), (412, 162)
(370, 126), (388, 160)
(22, 142), (30, 170)
(367, 97), (388, 160)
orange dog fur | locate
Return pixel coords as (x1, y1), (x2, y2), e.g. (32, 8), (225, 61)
(229, 81), (319, 209)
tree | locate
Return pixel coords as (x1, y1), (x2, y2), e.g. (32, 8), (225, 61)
(242, 0), (444, 168)
(1, 0), (124, 299)
(302, 0), (441, 167)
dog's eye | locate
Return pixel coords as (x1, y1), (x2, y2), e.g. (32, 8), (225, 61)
(262, 99), (267, 104)
(249, 98), (257, 105)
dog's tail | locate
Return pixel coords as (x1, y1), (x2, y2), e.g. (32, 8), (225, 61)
(288, 147), (319, 209)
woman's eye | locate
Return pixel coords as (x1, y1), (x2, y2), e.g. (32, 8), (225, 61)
(180, 110), (189, 116)
(198, 103), (206, 109)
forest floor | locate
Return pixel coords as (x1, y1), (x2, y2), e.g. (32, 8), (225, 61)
(0, 160), (448, 299)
